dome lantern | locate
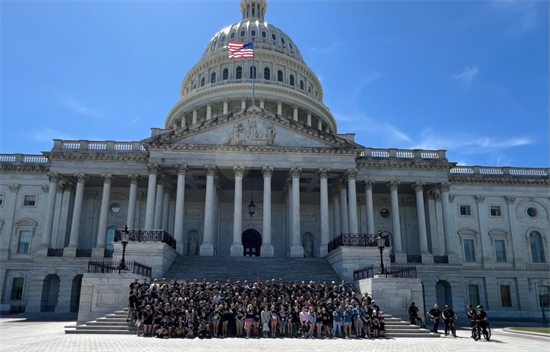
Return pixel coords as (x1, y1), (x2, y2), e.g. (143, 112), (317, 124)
(240, 0), (267, 21)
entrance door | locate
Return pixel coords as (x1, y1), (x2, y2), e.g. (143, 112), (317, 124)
(242, 229), (262, 257)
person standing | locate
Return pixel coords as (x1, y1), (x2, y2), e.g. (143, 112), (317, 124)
(427, 304), (441, 334)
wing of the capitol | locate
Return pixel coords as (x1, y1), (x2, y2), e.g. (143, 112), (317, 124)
(0, 0), (548, 323)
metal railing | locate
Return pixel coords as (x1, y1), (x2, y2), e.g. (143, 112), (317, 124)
(86, 260), (152, 278)
(114, 229), (176, 250)
(407, 255), (422, 263)
(434, 255), (449, 264)
(353, 264), (418, 280)
(76, 249), (92, 257)
(47, 248), (64, 257)
(328, 233), (390, 253)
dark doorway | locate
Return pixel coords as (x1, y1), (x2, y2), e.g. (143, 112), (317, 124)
(242, 229), (262, 257)
(436, 280), (453, 308)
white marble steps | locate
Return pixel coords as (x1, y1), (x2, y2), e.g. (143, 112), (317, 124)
(65, 310), (136, 334)
(383, 317), (437, 338)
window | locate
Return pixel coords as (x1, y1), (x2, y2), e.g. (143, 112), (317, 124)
(106, 226), (116, 250)
(210, 72), (216, 84)
(262, 31), (267, 38)
(251, 30), (256, 37)
(467, 284), (480, 307)
(220, 35), (226, 44)
(289, 42), (293, 50)
(236, 66), (242, 79)
(271, 33), (277, 41)
(495, 240), (507, 262)
(530, 231), (546, 263)
(281, 37), (286, 45)
(539, 285), (549, 310)
(379, 208), (390, 218)
(0, 193), (3, 206)
(500, 285), (512, 307)
(10, 278), (24, 300)
(109, 202), (121, 213)
(250, 65), (256, 79)
(201, 77), (205, 87)
(222, 68), (228, 80)
(464, 239), (475, 262)
(23, 195), (36, 207)
(17, 230), (31, 254)
(490, 205), (502, 217)
(289, 74), (295, 86)
(277, 70), (283, 82)
(264, 67), (270, 80)
(300, 80), (304, 90)
(460, 205), (471, 216)
(240, 30), (245, 37)
(230, 32), (235, 40)
(527, 207), (538, 218)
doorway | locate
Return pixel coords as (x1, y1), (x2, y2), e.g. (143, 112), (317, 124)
(242, 229), (262, 257)
(435, 280), (453, 308)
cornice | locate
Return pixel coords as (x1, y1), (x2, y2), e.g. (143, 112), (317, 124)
(0, 165), (49, 173)
(450, 176), (550, 185)
(147, 143), (359, 155)
(357, 158), (454, 170)
(46, 152), (149, 162)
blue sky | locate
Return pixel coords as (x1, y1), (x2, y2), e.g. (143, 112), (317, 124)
(1, 0), (548, 167)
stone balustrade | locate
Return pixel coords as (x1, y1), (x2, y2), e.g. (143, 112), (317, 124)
(450, 165), (549, 177)
(361, 148), (446, 159)
(0, 154), (49, 164)
(51, 139), (146, 152)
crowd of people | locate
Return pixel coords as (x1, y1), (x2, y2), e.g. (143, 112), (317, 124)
(126, 277), (387, 339)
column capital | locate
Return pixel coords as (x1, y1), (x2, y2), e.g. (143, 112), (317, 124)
(448, 194), (455, 203)
(474, 195), (485, 203)
(364, 180), (375, 190)
(234, 166), (245, 177)
(176, 164), (189, 176)
(164, 184), (173, 194)
(386, 181), (401, 191)
(439, 182), (451, 192)
(101, 174), (115, 184)
(290, 167), (302, 179)
(427, 191), (437, 200)
(147, 164), (160, 175)
(205, 165), (217, 177)
(47, 172), (61, 183)
(317, 168), (330, 179)
(345, 168), (358, 180)
(338, 179), (347, 189)
(58, 181), (70, 193)
(156, 174), (166, 185)
(74, 173), (88, 184)
(412, 182), (426, 192)
(505, 196), (516, 204)
(41, 185), (50, 193)
(262, 166), (274, 178)
(128, 174), (140, 184)
(9, 184), (20, 192)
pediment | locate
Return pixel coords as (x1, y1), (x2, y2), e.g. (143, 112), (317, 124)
(143, 107), (362, 151)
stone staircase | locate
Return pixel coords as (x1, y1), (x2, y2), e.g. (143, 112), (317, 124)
(163, 256), (342, 283)
(65, 309), (135, 334)
(383, 315), (437, 338)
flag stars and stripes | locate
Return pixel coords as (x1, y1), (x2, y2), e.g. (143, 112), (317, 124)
(228, 41), (254, 59)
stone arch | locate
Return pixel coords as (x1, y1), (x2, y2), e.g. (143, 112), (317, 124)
(242, 229), (262, 257)
(40, 274), (60, 312)
(70, 274), (83, 313)
(435, 280), (453, 309)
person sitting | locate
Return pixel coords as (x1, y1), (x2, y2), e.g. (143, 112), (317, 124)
(442, 305), (456, 337)
(476, 305), (489, 336)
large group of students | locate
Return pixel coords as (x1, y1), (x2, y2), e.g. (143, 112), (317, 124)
(127, 277), (387, 339)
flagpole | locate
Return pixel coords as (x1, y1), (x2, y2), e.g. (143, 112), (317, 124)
(252, 39), (255, 107)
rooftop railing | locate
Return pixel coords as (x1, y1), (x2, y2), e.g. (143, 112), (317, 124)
(450, 166), (549, 177)
(361, 148), (446, 160)
(52, 139), (146, 152)
(0, 154), (49, 164)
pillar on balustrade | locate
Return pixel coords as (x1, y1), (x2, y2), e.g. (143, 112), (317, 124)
(231, 166), (245, 256)
(332, 188), (341, 238)
(64, 173), (88, 257)
(174, 165), (188, 255)
(223, 100), (229, 114)
(200, 166), (216, 256)
(37, 172), (61, 256)
(241, 98), (246, 110)
(440, 182), (459, 263)
(290, 167), (304, 257)
(192, 109), (198, 125)
(259, 98), (265, 109)
(154, 175), (165, 229)
(413, 182), (433, 263)
(319, 169), (330, 257)
(387, 181), (406, 263)
(92, 174), (114, 257)
(364, 180), (375, 235)
(339, 179), (349, 234)
(293, 105), (298, 121)
(144, 164), (159, 230)
(277, 101), (282, 115)
(206, 103), (212, 120)
(346, 169), (359, 234)
(127, 175), (139, 230)
(307, 111), (312, 126)
(261, 167), (275, 257)
(162, 185), (171, 230)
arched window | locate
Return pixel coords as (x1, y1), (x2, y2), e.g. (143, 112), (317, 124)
(240, 30), (246, 37)
(106, 226), (116, 250)
(271, 33), (277, 41)
(251, 30), (256, 37)
(264, 67), (270, 80)
(210, 72), (216, 84)
(250, 66), (256, 79)
(222, 68), (228, 80)
(290, 74), (295, 86)
(530, 231), (546, 263)
(236, 66), (242, 79)
(300, 80), (304, 90)
(277, 70), (283, 82)
(262, 31), (267, 38)
(201, 77), (205, 87)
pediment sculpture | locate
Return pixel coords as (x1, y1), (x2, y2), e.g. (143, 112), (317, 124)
(227, 118), (276, 146)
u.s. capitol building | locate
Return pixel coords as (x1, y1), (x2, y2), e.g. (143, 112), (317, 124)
(0, 0), (548, 319)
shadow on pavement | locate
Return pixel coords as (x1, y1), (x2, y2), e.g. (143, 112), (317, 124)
(0, 313), (77, 322)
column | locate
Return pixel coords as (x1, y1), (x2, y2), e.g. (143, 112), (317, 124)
(293, 105), (298, 121)
(505, 196), (525, 269)
(154, 175), (165, 229)
(223, 100), (229, 114)
(287, 180), (293, 256)
(206, 103), (212, 120)
(230, 166), (245, 256)
(261, 167), (274, 257)
(307, 111), (312, 126)
(180, 116), (186, 128)
(200, 166), (216, 256)
(259, 98), (265, 109)
(92, 174), (114, 257)
(277, 101), (282, 115)
(440, 182), (459, 263)
(64, 174), (87, 257)
(37, 173), (61, 255)
(332, 189), (341, 238)
(127, 175), (139, 229)
(388, 181), (406, 263)
(413, 182), (433, 263)
(317, 120), (323, 130)
(144, 164), (159, 229)
(346, 169), (359, 234)
(241, 98), (246, 110)
(426, 191), (441, 255)
(192, 109), (198, 124)
(364, 180), (375, 235)
(475, 195), (493, 268)
(339, 179), (349, 233)
(290, 168), (304, 257)
(319, 169), (330, 256)
(162, 185), (171, 230)
(174, 165), (188, 255)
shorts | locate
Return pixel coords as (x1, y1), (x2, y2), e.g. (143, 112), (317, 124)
(279, 321), (287, 328)
(343, 322), (352, 327)
(271, 318), (278, 323)
(245, 318), (253, 324)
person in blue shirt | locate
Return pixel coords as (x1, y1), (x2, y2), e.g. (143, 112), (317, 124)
(332, 308), (343, 338)
(343, 306), (353, 338)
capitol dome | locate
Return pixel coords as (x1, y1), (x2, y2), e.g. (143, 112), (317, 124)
(164, 0), (337, 134)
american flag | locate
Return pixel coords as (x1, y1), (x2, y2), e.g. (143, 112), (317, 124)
(228, 41), (254, 59)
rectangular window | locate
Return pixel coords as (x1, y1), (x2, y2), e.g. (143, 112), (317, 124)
(539, 285), (549, 310)
(17, 230), (31, 254)
(468, 284), (480, 307)
(23, 195), (36, 207)
(490, 205), (502, 217)
(0, 193), (4, 206)
(10, 277), (24, 300)
(464, 239), (476, 262)
(460, 205), (471, 216)
(495, 240), (507, 262)
(500, 285), (512, 307)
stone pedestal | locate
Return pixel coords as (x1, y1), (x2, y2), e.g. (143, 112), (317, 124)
(326, 246), (392, 282)
(447, 253), (459, 264)
(200, 243), (214, 256)
(230, 244), (244, 257)
(63, 246), (77, 257)
(113, 242), (178, 279)
(290, 245), (304, 258)
(394, 252), (407, 264)
(0, 249), (8, 261)
(261, 244), (274, 257)
(91, 247), (105, 258)
(422, 253), (434, 264)
(36, 245), (49, 257)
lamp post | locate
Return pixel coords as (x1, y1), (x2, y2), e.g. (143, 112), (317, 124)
(119, 225), (130, 273)
(376, 230), (388, 276)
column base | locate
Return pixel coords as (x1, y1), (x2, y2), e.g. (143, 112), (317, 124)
(421, 253), (434, 264)
(230, 244), (244, 257)
(200, 244), (214, 256)
(63, 246), (77, 257)
(319, 246), (328, 258)
(394, 252), (407, 264)
(36, 245), (49, 257)
(260, 244), (274, 257)
(290, 245), (304, 258)
(91, 247), (105, 258)
(445, 252), (459, 264)
(176, 243), (185, 256)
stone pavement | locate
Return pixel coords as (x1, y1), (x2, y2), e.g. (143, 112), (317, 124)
(1, 317), (549, 352)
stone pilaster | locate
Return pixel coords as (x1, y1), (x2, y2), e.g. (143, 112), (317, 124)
(332, 188), (341, 238)
(339, 179), (349, 234)
(440, 182), (459, 263)
(153, 175), (165, 229)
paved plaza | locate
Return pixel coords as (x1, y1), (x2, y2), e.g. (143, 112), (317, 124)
(1, 316), (549, 352)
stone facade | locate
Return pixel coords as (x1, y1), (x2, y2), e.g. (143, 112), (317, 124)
(0, 0), (549, 320)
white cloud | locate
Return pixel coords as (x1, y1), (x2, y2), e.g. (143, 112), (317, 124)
(60, 96), (97, 117)
(454, 66), (479, 85)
